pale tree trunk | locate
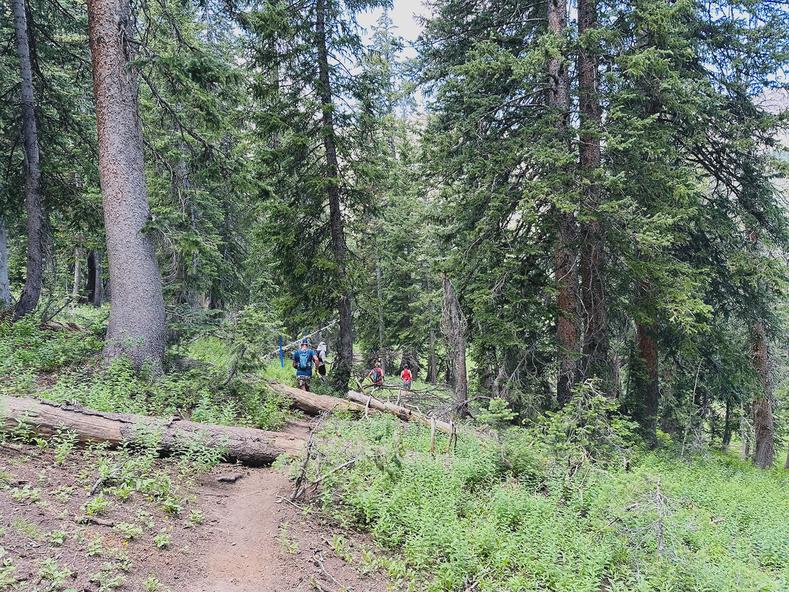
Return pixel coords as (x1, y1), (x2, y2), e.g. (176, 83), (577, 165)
(577, 0), (611, 392)
(316, 0), (353, 390)
(88, 0), (166, 370)
(71, 246), (82, 303)
(547, 0), (578, 407)
(442, 275), (468, 418)
(12, 0), (45, 320)
(750, 320), (774, 469)
(0, 217), (10, 308)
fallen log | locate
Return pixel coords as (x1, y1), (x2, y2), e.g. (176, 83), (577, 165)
(346, 390), (454, 435)
(0, 395), (304, 467)
(267, 381), (454, 435)
(267, 381), (366, 415)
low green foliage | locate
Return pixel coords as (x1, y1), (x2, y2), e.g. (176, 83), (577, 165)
(317, 410), (789, 591)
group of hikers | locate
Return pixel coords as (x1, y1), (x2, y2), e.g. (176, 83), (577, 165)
(292, 338), (413, 392)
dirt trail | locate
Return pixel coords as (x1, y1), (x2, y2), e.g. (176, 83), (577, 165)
(190, 467), (389, 592)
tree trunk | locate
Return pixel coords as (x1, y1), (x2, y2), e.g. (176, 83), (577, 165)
(576, 0), (610, 392)
(88, 0), (166, 371)
(0, 217), (10, 309)
(442, 275), (468, 418)
(547, 0), (578, 407)
(376, 256), (387, 369)
(427, 325), (437, 384)
(750, 320), (774, 468)
(722, 398), (732, 450)
(87, 249), (103, 306)
(784, 445), (789, 470)
(315, 0), (353, 391)
(1, 395), (302, 466)
(633, 319), (659, 446)
(12, 0), (45, 320)
(71, 246), (82, 303)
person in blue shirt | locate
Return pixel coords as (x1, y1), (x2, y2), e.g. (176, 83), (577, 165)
(292, 338), (320, 391)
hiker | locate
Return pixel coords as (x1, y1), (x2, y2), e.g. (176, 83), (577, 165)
(400, 364), (412, 391)
(316, 341), (327, 376)
(368, 360), (384, 388)
(292, 338), (320, 391)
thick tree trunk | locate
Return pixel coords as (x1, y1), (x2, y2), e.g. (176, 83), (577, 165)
(12, 0), (45, 320)
(88, 0), (166, 371)
(1, 395), (303, 466)
(547, 0), (578, 407)
(71, 246), (82, 303)
(576, 0), (610, 392)
(633, 319), (659, 446)
(442, 275), (468, 418)
(0, 217), (10, 308)
(316, 0), (353, 391)
(750, 320), (774, 468)
(87, 249), (103, 306)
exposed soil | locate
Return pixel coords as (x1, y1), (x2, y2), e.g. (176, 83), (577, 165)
(188, 468), (390, 592)
(0, 440), (390, 592)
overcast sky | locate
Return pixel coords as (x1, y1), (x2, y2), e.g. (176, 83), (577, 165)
(357, 0), (429, 58)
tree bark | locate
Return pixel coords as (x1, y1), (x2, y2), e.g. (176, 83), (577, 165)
(88, 0), (166, 371)
(87, 249), (103, 306)
(0, 217), (10, 309)
(576, 0), (611, 392)
(633, 319), (659, 446)
(12, 0), (45, 320)
(750, 320), (774, 468)
(547, 0), (578, 407)
(316, 0), (353, 391)
(442, 275), (468, 418)
(1, 395), (303, 466)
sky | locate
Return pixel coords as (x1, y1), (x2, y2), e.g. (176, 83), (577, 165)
(356, 0), (429, 58)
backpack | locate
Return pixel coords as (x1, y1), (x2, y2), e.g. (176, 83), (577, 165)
(296, 350), (313, 371)
(371, 368), (382, 383)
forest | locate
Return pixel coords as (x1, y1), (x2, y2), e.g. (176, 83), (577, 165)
(0, 0), (788, 589)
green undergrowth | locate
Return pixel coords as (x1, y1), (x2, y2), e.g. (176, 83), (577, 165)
(0, 317), (289, 431)
(314, 401), (789, 591)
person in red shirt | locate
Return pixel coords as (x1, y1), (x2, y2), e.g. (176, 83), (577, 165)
(400, 364), (412, 391)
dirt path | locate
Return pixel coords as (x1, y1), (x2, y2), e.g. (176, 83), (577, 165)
(190, 468), (390, 592)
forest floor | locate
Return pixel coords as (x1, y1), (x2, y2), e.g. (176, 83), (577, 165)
(0, 439), (390, 592)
